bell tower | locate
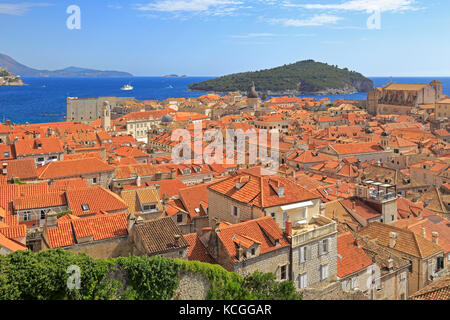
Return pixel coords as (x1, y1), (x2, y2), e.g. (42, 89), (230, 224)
(102, 101), (111, 131)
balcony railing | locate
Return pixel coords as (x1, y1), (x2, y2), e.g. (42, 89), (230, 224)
(291, 218), (337, 248)
(368, 191), (396, 202)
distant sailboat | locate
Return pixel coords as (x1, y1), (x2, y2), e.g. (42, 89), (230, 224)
(121, 83), (134, 91)
(168, 84), (173, 89)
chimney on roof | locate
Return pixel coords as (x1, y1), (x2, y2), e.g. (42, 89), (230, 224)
(422, 227), (426, 238)
(135, 216), (144, 226)
(387, 258), (394, 270)
(432, 232), (439, 245)
(127, 214), (137, 231)
(354, 238), (361, 248)
(237, 243), (244, 261)
(174, 234), (182, 246)
(45, 211), (58, 229)
(2, 163), (7, 176)
(285, 219), (292, 237)
(153, 184), (161, 198)
(389, 232), (398, 248)
(136, 176), (142, 187)
(171, 168), (177, 179)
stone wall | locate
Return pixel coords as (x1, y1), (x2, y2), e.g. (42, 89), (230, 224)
(302, 281), (369, 300)
(173, 271), (211, 300)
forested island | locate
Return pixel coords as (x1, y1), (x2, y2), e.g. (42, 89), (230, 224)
(189, 60), (374, 95)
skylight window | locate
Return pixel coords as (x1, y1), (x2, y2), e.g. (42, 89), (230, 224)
(81, 204), (90, 211)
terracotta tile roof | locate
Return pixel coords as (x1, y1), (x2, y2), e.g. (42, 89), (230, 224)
(120, 187), (162, 215)
(146, 179), (186, 198)
(71, 212), (128, 241)
(45, 220), (75, 248)
(133, 217), (188, 255)
(337, 232), (373, 278)
(184, 233), (216, 264)
(392, 215), (450, 254)
(0, 232), (27, 252)
(45, 212), (128, 248)
(0, 224), (26, 239)
(66, 186), (128, 216)
(114, 163), (171, 179)
(330, 142), (384, 155)
(208, 172), (319, 209)
(287, 150), (332, 163)
(37, 158), (114, 180)
(1, 158), (38, 180)
(13, 192), (66, 210)
(383, 83), (427, 91)
(14, 137), (63, 156)
(178, 183), (211, 218)
(64, 152), (104, 161)
(49, 178), (89, 191)
(358, 222), (443, 258)
(217, 216), (289, 262)
(410, 275), (450, 300)
(0, 145), (14, 160)
(340, 198), (381, 221)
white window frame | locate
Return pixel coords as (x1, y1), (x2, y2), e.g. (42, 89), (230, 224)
(23, 211), (32, 221)
(321, 264), (329, 281)
(300, 246), (306, 264)
(351, 277), (357, 290)
(299, 273), (308, 289)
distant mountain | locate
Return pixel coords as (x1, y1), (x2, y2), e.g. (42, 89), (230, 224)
(0, 53), (133, 78)
(189, 60), (374, 95)
(164, 74), (188, 78)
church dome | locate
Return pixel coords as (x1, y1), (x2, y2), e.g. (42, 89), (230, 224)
(247, 82), (259, 99)
(161, 114), (174, 123)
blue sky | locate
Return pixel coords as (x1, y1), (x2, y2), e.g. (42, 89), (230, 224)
(0, 0), (449, 77)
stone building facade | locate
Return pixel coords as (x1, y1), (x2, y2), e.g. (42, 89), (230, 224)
(367, 81), (442, 115)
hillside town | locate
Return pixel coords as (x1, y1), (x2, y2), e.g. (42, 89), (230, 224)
(0, 80), (449, 300)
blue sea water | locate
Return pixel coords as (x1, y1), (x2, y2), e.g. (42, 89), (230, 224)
(0, 76), (449, 124)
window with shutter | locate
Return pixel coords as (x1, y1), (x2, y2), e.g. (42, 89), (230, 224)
(321, 264), (329, 280)
(306, 245), (312, 261)
(299, 247), (305, 264)
(299, 273), (307, 289)
(323, 239), (329, 253)
(318, 240), (323, 256)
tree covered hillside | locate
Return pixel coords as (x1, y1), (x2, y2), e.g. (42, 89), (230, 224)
(189, 60), (373, 94)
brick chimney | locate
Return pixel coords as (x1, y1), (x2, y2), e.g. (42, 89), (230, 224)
(2, 163), (7, 176)
(389, 232), (398, 248)
(285, 220), (292, 237)
(432, 232), (439, 245)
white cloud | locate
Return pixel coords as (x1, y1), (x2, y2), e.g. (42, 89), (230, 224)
(284, 0), (419, 13)
(136, 0), (243, 16)
(108, 4), (123, 9)
(270, 14), (342, 27)
(0, 2), (50, 15)
(230, 33), (278, 38)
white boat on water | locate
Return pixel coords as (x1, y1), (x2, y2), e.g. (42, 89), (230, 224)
(120, 83), (134, 91)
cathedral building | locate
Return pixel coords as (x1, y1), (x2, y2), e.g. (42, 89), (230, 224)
(367, 80), (442, 115)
